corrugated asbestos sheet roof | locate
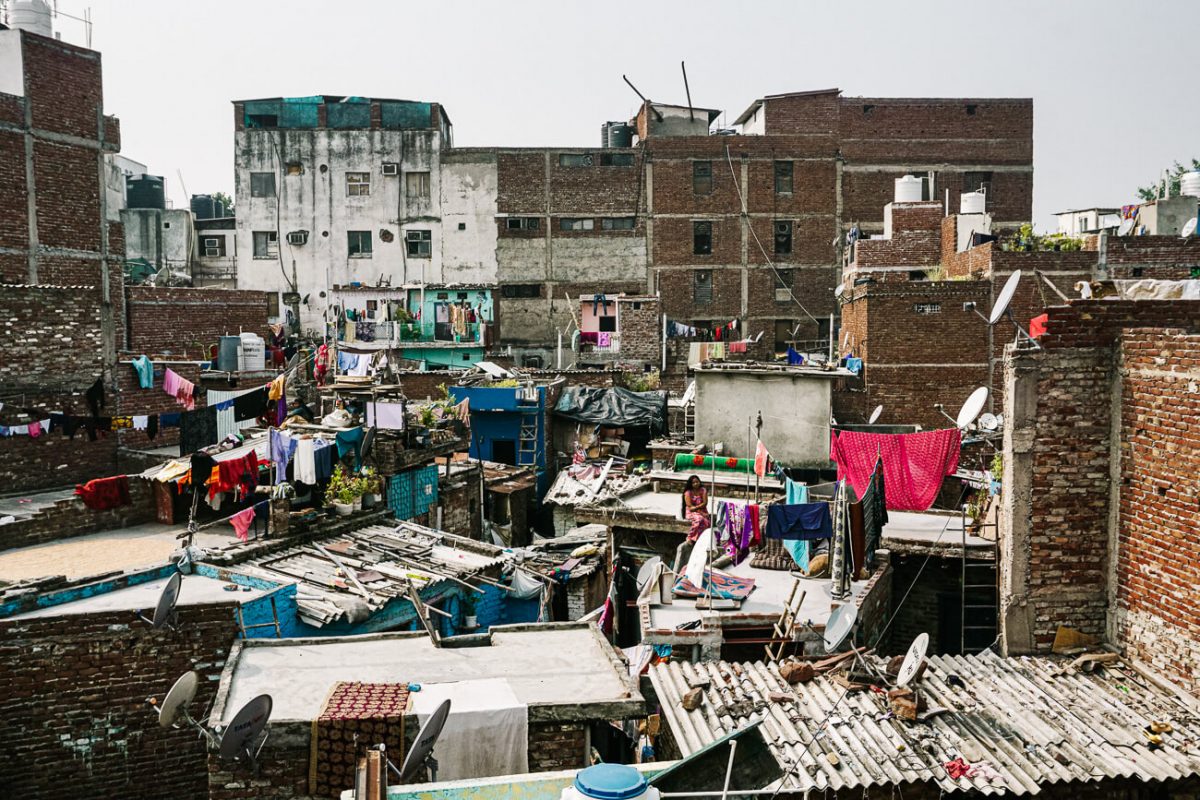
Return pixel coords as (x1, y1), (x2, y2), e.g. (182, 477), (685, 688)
(649, 652), (1200, 795)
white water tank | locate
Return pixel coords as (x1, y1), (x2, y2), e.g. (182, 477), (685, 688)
(238, 332), (266, 371)
(894, 175), (924, 203)
(1180, 171), (1200, 198)
(960, 191), (987, 214)
(9, 0), (53, 38)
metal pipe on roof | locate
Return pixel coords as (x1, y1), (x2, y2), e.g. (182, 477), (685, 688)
(681, 61), (694, 122)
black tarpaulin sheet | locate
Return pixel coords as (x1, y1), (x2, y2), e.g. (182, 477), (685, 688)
(553, 387), (667, 433)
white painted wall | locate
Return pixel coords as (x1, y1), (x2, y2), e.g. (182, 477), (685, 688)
(121, 208), (194, 273)
(440, 151), (498, 285)
(739, 105), (766, 136)
(694, 368), (835, 467)
(0, 30), (24, 97)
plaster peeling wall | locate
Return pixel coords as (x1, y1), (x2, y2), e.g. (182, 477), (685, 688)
(440, 151), (498, 285)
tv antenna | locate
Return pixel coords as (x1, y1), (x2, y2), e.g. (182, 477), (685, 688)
(398, 698), (451, 783)
(217, 694), (274, 770)
(636, 556), (663, 592)
(896, 632), (929, 688)
(136, 571), (183, 630)
(867, 404), (883, 425)
(822, 600), (858, 653)
(151, 671), (201, 729)
(936, 386), (989, 429)
(964, 270), (1041, 349)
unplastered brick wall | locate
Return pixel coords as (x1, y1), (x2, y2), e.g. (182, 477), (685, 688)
(125, 286), (271, 356)
(114, 360), (207, 450)
(615, 296), (660, 364)
(527, 721), (587, 772)
(1114, 329), (1200, 694)
(999, 301), (1200, 656)
(0, 476), (154, 551)
(0, 601), (238, 800)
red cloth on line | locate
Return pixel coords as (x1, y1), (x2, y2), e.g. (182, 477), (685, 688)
(1029, 313), (1049, 338)
(229, 506), (256, 541)
(208, 452), (260, 500)
(75, 475), (131, 511)
(830, 428), (961, 511)
(747, 503), (762, 547)
(754, 440), (769, 477)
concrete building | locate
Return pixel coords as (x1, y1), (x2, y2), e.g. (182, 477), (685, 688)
(193, 215), (238, 287)
(231, 95), (464, 331)
(1055, 206), (1120, 236)
(120, 206), (195, 281)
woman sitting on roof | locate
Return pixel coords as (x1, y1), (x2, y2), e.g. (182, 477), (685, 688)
(681, 475), (710, 542)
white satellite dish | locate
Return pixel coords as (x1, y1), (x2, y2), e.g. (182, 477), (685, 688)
(636, 557), (663, 591)
(978, 412), (999, 432)
(834, 284), (845, 298)
(956, 387), (989, 429)
(685, 529), (714, 589)
(1182, 218), (1198, 238)
(156, 671), (199, 728)
(823, 601), (858, 653)
(896, 632), (929, 688)
(219, 694), (273, 762)
(400, 698), (451, 782)
(868, 405), (883, 425)
(988, 270), (1021, 325)
(1117, 218), (1134, 237)
(139, 571), (183, 630)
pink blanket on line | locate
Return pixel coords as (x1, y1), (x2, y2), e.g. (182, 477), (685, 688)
(830, 428), (961, 511)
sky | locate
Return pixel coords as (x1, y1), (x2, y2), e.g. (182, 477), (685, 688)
(39, 0), (1200, 231)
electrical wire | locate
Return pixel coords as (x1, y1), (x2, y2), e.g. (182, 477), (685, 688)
(724, 144), (822, 328)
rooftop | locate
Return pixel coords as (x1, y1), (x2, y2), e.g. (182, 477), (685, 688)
(215, 623), (642, 723)
(650, 651), (1200, 795)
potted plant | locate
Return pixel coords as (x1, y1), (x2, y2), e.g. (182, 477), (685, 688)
(460, 593), (479, 630)
(361, 468), (384, 508)
(328, 465), (355, 516)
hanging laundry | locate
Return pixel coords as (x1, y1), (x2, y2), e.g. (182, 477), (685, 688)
(179, 406), (219, 454)
(163, 369), (196, 410)
(765, 502), (833, 540)
(1029, 313), (1049, 338)
(754, 440), (770, 477)
(270, 429), (297, 484)
(830, 428), (960, 511)
(294, 438), (317, 484)
(783, 479), (810, 569)
(335, 426), (365, 471)
(786, 346), (804, 366)
(596, 332), (612, 349)
(229, 506), (256, 542)
(75, 475), (131, 511)
(131, 355), (154, 389)
(85, 377), (106, 417)
(728, 340), (748, 354)
(233, 386), (270, 422)
(314, 439), (335, 482)
(844, 357), (863, 375)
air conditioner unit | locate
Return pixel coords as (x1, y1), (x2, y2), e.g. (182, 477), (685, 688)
(381, 163), (399, 176)
(203, 238), (219, 247)
(287, 230), (309, 246)
(204, 247), (220, 258)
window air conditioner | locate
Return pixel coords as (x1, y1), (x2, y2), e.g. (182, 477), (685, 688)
(287, 230), (308, 246)
(203, 238), (219, 247)
(382, 163), (399, 176)
(204, 248), (220, 257)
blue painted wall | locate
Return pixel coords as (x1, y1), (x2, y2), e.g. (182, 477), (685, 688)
(449, 385), (548, 498)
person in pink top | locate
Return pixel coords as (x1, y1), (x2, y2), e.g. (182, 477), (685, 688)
(681, 475), (710, 542)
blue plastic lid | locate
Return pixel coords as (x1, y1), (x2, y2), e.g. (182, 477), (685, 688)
(573, 764), (647, 800)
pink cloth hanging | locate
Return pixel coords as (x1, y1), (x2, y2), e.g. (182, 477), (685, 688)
(229, 506), (256, 541)
(754, 440), (769, 477)
(830, 428), (961, 511)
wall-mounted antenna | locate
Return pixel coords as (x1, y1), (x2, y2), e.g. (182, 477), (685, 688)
(937, 386), (989, 428)
(965, 270), (1041, 349)
(136, 571), (183, 630)
(398, 699), (451, 783)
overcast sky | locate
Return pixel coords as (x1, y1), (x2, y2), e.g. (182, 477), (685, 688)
(48, 0), (1200, 230)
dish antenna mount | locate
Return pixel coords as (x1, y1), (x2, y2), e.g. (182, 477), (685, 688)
(137, 571), (183, 631)
(147, 677), (273, 773)
(936, 386), (989, 429)
(896, 632), (929, 688)
(400, 699), (451, 783)
(965, 270), (1041, 349)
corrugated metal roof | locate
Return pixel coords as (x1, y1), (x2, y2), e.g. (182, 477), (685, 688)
(649, 652), (1200, 795)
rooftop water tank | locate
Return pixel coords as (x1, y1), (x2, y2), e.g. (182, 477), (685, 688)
(239, 332), (266, 371)
(607, 123), (634, 149)
(960, 191), (987, 214)
(562, 764), (658, 800)
(126, 175), (166, 210)
(9, 0), (53, 38)
(191, 194), (217, 220)
(217, 336), (241, 372)
(894, 175), (923, 203)
(1180, 171), (1200, 198)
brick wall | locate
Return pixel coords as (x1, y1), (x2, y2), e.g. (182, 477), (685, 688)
(0, 601), (238, 800)
(124, 287), (272, 356)
(1114, 329), (1200, 694)
(526, 721), (587, 772)
(999, 301), (1200, 659)
(113, 361), (207, 450)
(0, 476), (155, 551)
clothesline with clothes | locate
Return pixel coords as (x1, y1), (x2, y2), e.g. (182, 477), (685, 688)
(666, 317), (742, 342)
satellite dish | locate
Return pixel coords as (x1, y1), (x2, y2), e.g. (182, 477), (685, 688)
(685, 529), (714, 588)
(988, 270), (1022, 325)
(400, 698), (451, 781)
(823, 601), (858, 653)
(139, 571), (183, 630)
(896, 632), (929, 688)
(868, 405), (883, 425)
(978, 412), (999, 432)
(157, 671), (199, 728)
(219, 694), (273, 761)
(1117, 218), (1134, 236)
(834, 284), (845, 298)
(1182, 218), (1198, 238)
(956, 387), (989, 429)
(360, 426), (377, 460)
(636, 557), (663, 591)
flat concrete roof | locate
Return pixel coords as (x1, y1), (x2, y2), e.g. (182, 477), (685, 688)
(7, 573), (266, 619)
(218, 624), (638, 723)
(882, 510), (994, 550)
(0, 523), (233, 583)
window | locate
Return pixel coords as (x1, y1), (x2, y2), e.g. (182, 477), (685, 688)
(774, 220), (793, 255)
(505, 217), (540, 231)
(501, 284), (541, 298)
(346, 172), (371, 197)
(406, 229), (432, 257)
(285, 161), (303, 176)
(601, 217), (636, 230)
(693, 269), (713, 304)
(963, 171), (993, 198)
(559, 218), (594, 231)
(250, 172), (275, 198)
(598, 315), (617, 333)
(348, 230), (372, 258)
(267, 294), (281, 318)
(252, 231), (278, 258)
(775, 269), (793, 302)
(774, 320), (795, 353)
(405, 171), (430, 199)
(966, 104), (978, 116)
(914, 303), (942, 314)
(693, 161), (713, 194)
(202, 236), (226, 257)
(558, 153), (593, 167)
(693, 221), (712, 255)
(774, 161), (793, 194)
(600, 152), (634, 166)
